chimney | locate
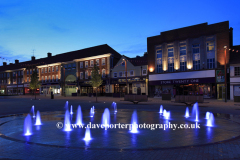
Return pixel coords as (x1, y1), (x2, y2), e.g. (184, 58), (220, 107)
(31, 56), (35, 61)
(47, 52), (52, 58)
(15, 59), (19, 64)
(3, 62), (7, 66)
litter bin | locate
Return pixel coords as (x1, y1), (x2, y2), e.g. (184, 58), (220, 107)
(51, 92), (54, 99)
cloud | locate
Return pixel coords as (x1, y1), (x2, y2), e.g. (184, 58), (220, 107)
(117, 43), (147, 58)
(0, 46), (29, 64)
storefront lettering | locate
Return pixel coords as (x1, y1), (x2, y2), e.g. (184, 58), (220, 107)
(160, 78), (200, 85)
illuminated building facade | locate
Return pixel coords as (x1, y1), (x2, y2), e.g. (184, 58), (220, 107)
(148, 21), (232, 99)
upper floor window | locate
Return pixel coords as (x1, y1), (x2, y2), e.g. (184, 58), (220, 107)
(119, 72), (123, 77)
(130, 70), (134, 76)
(45, 76), (47, 82)
(68, 64), (71, 70)
(193, 60), (200, 70)
(234, 67), (240, 76)
(180, 62), (186, 71)
(27, 70), (29, 75)
(45, 68), (47, 73)
(102, 69), (106, 78)
(85, 61), (88, 68)
(85, 71), (88, 79)
(80, 62), (83, 68)
(90, 60), (94, 67)
(80, 72), (83, 79)
(192, 44), (200, 54)
(121, 61), (125, 66)
(168, 63), (174, 72)
(207, 41), (215, 52)
(37, 69), (39, 73)
(27, 77), (29, 83)
(96, 59), (99, 66)
(180, 43), (186, 56)
(41, 68), (43, 73)
(56, 66), (58, 72)
(207, 58), (215, 69)
(52, 75), (55, 81)
(52, 67), (54, 72)
(48, 67), (51, 72)
(156, 49), (162, 58)
(72, 63), (76, 69)
(168, 44), (174, 57)
(102, 58), (105, 65)
(56, 75), (58, 80)
(142, 69), (147, 75)
(42, 76), (44, 82)
(48, 75), (51, 82)
(113, 72), (117, 78)
(90, 71), (92, 79)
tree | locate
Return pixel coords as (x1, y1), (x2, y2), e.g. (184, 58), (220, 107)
(90, 64), (103, 102)
(29, 70), (41, 100)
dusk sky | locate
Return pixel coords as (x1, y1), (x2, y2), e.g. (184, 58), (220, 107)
(1, 0), (240, 65)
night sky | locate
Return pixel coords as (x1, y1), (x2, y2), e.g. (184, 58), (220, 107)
(1, 0), (240, 64)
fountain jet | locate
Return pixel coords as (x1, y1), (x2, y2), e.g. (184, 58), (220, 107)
(76, 105), (83, 125)
(24, 114), (32, 136)
(83, 127), (91, 141)
(90, 108), (94, 117)
(192, 102), (199, 122)
(159, 105), (163, 114)
(70, 105), (73, 115)
(101, 108), (110, 130)
(63, 109), (72, 131)
(130, 110), (138, 133)
(31, 105), (35, 118)
(206, 113), (214, 127)
(114, 103), (117, 114)
(205, 112), (210, 119)
(185, 107), (190, 118)
(35, 110), (42, 125)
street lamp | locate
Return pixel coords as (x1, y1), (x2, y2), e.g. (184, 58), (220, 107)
(122, 58), (128, 95)
(224, 46), (227, 102)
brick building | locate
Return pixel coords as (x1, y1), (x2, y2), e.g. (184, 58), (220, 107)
(147, 21), (232, 99)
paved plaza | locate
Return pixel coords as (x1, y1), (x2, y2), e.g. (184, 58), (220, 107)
(1, 95), (240, 159)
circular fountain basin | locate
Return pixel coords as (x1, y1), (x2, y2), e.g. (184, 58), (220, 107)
(0, 109), (240, 150)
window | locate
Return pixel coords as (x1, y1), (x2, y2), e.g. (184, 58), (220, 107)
(192, 44), (200, 54)
(90, 60), (94, 67)
(42, 76), (44, 82)
(56, 75), (58, 81)
(180, 62), (186, 71)
(234, 67), (240, 76)
(30, 70), (32, 74)
(41, 68), (43, 73)
(102, 58), (105, 65)
(85, 71), (88, 79)
(156, 46), (163, 73)
(207, 58), (215, 69)
(113, 72), (117, 78)
(48, 67), (51, 72)
(168, 63), (174, 72)
(123, 71), (127, 77)
(85, 61), (88, 68)
(121, 61), (125, 66)
(168, 44), (174, 57)
(193, 60), (200, 70)
(45, 68), (47, 73)
(72, 63), (76, 69)
(180, 45), (186, 56)
(90, 71), (92, 79)
(130, 70), (134, 76)
(52, 66), (54, 72)
(27, 77), (29, 82)
(119, 72), (123, 77)
(96, 59), (99, 66)
(45, 76), (47, 82)
(27, 70), (29, 75)
(102, 69), (106, 78)
(80, 62), (83, 68)
(207, 41), (214, 51)
(157, 64), (162, 73)
(56, 66), (58, 72)
(68, 64), (71, 70)
(49, 75), (51, 82)
(52, 75), (55, 81)
(80, 72), (83, 79)
(142, 69), (147, 75)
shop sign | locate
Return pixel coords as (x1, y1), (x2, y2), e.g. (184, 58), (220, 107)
(216, 70), (225, 83)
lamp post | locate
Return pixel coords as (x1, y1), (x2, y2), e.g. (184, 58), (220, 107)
(122, 58), (128, 95)
(224, 46), (227, 102)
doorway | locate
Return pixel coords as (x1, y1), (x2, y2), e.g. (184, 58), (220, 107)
(217, 84), (225, 100)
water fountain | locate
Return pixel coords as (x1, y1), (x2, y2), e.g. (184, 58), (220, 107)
(114, 103), (117, 114)
(159, 105), (163, 114)
(185, 107), (190, 118)
(31, 105), (35, 118)
(92, 106), (95, 114)
(165, 111), (171, 120)
(76, 105), (83, 125)
(35, 111), (42, 125)
(206, 112), (214, 127)
(163, 109), (167, 117)
(130, 110), (138, 133)
(63, 109), (72, 131)
(70, 105), (73, 115)
(83, 127), (91, 141)
(64, 101), (69, 110)
(192, 102), (199, 122)
(101, 108), (110, 130)
(90, 108), (94, 117)
(205, 112), (210, 119)
(24, 114), (32, 136)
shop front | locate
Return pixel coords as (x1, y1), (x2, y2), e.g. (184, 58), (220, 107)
(7, 85), (24, 95)
(79, 80), (106, 96)
(149, 70), (216, 98)
(40, 83), (60, 95)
